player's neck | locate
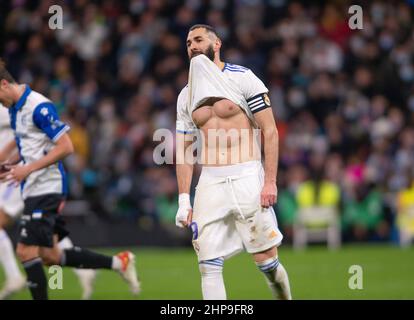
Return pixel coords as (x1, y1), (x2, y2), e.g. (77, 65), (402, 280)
(11, 83), (26, 104)
(214, 59), (225, 71)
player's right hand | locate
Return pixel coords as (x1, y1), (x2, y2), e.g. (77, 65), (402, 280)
(175, 207), (193, 228)
(176, 193), (193, 228)
(261, 182), (278, 208)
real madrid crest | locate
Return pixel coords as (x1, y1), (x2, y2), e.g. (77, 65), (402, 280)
(263, 93), (271, 106)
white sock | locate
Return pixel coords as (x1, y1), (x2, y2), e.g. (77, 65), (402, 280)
(57, 236), (74, 251)
(111, 256), (122, 271)
(199, 258), (226, 300)
(0, 229), (24, 281)
(256, 256), (292, 300)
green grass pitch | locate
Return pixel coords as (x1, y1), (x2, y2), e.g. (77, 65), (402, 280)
(1, 245), (413, 300)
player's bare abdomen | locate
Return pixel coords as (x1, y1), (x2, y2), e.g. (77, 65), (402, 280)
(192, 98), (261, 166)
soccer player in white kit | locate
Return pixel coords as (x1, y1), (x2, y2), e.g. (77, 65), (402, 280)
(0, 106), (99, 300)
(0, 59), (140, 300)
(175, 25), (292, 300)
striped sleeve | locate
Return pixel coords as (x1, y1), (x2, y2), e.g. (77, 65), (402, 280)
(33, 102), (70, 142)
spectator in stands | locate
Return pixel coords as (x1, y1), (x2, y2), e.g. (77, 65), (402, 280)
(1, 0), (413, 244)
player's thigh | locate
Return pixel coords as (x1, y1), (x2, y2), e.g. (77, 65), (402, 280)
(0, 184), (23, 227)
(193, 184), (243, 260)
(252, 245), (278, 263)
(235, 206), (283, 255)
(0, 209), (13, 228)
(18, 195), (64, 250)
(39, 235), (61, 266)
(193, 180), (230, 223)
(16, 242), (40, 261)
(193, 215), (244, 261)
(231, 167), (263, 220)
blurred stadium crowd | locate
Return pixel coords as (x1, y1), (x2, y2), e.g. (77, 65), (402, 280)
(1, 0), (414, 244)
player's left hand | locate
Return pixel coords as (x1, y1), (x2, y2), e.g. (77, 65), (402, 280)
(261, 182), (278, 208)
(5, 164), (33, 184)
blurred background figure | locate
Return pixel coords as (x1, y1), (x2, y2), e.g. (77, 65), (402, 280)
(293, 151), (341, 249)
(396, 171), (414, 247)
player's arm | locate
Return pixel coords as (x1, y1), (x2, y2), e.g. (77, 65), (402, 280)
(176, 132), (195, 194)
(175, 132), (195, 227)
(254, 108), (279, 208)
(25, 133), (73, 172)
(0, 139), (18, 181)
(5, 148), (21, 165)
(6, 102), (73, 183)
(7, 133), (73, 183)
(241, 69), (278, 208)
(175, 90), (197, 228)
(0, 139), (17, 163)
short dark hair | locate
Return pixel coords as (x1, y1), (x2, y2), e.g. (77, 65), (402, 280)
(189, 24), (219, 38)
(0, 59), (15, 83)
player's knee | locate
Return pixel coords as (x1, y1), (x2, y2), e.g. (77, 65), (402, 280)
(254, 246), (277, 263)
(199, 258), (224, 276)
(0, 210), (11, 228)
(40, 250), (61, 266)
(256, 255), (279, 274)
(41, 255), (56, 266)
(16, 244), (38, 262)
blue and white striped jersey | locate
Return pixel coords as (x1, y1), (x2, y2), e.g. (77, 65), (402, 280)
(176, 62), (269, 134)
(8, 85), (70, 199)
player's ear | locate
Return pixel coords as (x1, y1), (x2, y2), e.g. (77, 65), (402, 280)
(0, 79), (8, 90)
(214, 37), (222, 52)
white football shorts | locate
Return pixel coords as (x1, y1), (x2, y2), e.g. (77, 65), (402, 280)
(191, 160), (283, 262)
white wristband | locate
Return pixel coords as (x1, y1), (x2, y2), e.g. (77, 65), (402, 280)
(178, 193), (191, 207)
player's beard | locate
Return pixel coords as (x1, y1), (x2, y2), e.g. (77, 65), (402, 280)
(204, 44), (215, 62)
(191, 44), (215, 62)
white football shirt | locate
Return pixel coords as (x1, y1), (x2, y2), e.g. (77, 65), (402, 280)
(8, 85), (70, 199)
(176, 59), (270, 134)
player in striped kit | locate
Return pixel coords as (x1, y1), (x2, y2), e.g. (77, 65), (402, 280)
(0, 59), (140, 300)
(0, 105), (98, 300)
